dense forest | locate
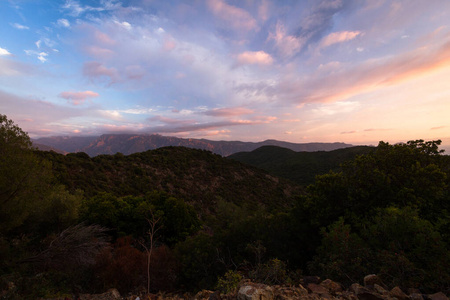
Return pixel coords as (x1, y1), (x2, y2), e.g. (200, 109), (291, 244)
(1, 114), (450, 298)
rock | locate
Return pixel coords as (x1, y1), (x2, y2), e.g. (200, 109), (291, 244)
(306, 283), (332, 299)
(410, 293), (424, 300)
(208, 291), (221, 300)
(307, 283), (329, 295)
(79, 288), (121, 300)
(350, 283), (384, 300)
(320, 279), (343, 295)
(390, 287), (408, 300)
(238, 283), (274, 300)
(373, 284), (388, 295)
(194, 290), (214, 300)
(341, 291), (359, 300)
(274, 286), (308, 300)
(427, 292), (449, 300)
(363, 275), (386, 289)
(350, 283), (364, 294)
(298, 285), (309, 296)
(408, 289), (421, 295)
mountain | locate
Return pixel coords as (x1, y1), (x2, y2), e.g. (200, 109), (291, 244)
(33, 134), (353, 156)
(35, 146), (302, 213)
(229, 145), (375, 185)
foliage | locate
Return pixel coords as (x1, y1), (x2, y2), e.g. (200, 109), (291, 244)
(308, 218), (371, 286)
(249, 258), (290, 285)
(36, 146), (300, 213)
(92, 236), (146, 294)
(229, 145), (375, 185)
(216, 270), (243, 294)
(3, 114), (450, 295)
(174, 233), (220, 290)
(0, 114), (53, 234)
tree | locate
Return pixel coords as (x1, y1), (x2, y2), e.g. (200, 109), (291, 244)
(139, 210), (161, 295)
(0, 114), (53, 234)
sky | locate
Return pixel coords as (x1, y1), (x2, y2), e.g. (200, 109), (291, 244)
(1, 0), (450, 149)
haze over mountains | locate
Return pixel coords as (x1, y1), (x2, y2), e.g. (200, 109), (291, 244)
(33, 134), (353, 157)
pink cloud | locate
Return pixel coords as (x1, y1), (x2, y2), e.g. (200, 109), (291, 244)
(203, 107), (254, 117)
(84, 46), (114, 58)
(320, 31), (361, 48)
(83, 61), (120, 84)
(94, 31), (116, 45)
(277, 36), (450, 104)
(59, 90), (99, 105)
(207, 0), (257, 31)
(268, 22), (303, 58)
(163, 39), (176, 51)
(236, 51), (273, 65)
(364, 128), (391, 132)
(258, 0), (270, 21)
(431, 126), (446, 130)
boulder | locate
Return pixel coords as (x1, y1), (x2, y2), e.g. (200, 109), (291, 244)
(363, 275), (386, 289)
(427, 292), (449, 300)
(194, 290), (215, 300)
(274, 286), (308, 300)
(410, 293), (424, 300)
(350, 283), (384, 300)
(307, 283), (332, 299)
(389, 287), (408, 300)
(238, 283), (274, 300)
(320, 279), (343, 295)
(373, 284), (388, 296)
(79, 288), (121, 300)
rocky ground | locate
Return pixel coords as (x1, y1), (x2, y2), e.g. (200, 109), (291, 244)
(44, 274), (449, 300)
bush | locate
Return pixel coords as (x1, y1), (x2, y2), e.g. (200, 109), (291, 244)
(216, 270), (243, 294)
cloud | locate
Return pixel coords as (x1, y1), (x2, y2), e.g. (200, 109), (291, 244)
(83, 61), (120, 84)
(57, 19), (70, 28)
(147, 118), (254, 134)
(203, 107), (254, 117)
(236, 51), (273, 65)
(207, 0), (257, 32)
(62, 0), (122, 17)
(431, 126), (446, 130)
(299, 0), (346, 38)
(0, 89), (87, 137)
(268, 22), (303, 58)
(0, 47), (12, 56)
(94, 31), (116, 45)
(11, 23), (29, 30)
(364, 128), (391, 132)
(0, 57), (36, 76)
(341, 131), (357, 134)
(320, 31), (361, 48)
(114, 20), (132, 31)
(58, 90), (99, 105)
(276, 35), (450, 104)
(84, 46), (114, 58)
(24, 50), (48, 63)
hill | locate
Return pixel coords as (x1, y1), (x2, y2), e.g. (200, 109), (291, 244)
(229, 145), (375, 185)
(33, 134), (353, 157)
(36, 146), (302, 213)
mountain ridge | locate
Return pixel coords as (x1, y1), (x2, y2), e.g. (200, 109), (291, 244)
(33, 134), (353, 156)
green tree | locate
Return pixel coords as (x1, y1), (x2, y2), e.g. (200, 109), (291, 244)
(0, 114), (53, 234)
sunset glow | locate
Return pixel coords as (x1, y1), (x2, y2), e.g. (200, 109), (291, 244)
(1, 0), (450, 149)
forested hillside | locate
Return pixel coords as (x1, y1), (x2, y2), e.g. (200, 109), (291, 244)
(229, 145), (375, 185)
(1, 114), (450, 298)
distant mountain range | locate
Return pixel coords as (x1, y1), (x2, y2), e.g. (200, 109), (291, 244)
(33, 134), (353, 156)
